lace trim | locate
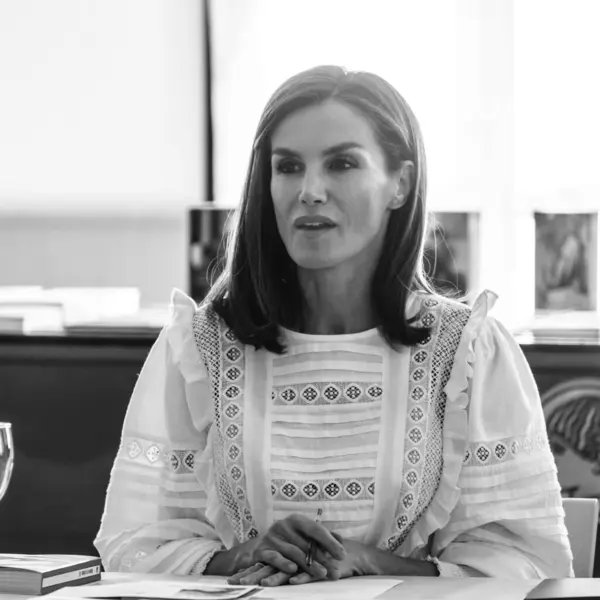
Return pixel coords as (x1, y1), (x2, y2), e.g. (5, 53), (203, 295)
(400, 290), (498, 556)
(121, 436), (197, 473)
(463, 431), (551, 467)
(193, 307), (259, 543)
(272, 381), (382, 405)
(271, 477), (376, 502)
(387, 297), (471, 553)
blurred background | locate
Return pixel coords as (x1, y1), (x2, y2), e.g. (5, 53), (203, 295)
(0, 0), (598, 329)
(0, 0), (599, 572)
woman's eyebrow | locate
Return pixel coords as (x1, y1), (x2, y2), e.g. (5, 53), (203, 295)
(271, 141), (364, 158)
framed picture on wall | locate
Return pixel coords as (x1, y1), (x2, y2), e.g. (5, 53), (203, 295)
(534, 212), (598, 312)
(424, 212), (479, 301)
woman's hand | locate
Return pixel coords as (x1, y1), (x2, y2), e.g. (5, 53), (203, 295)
(225, 513), (347, 583)
(228, 536), (372, 587)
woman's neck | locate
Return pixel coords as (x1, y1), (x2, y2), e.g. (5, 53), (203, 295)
(297, 266), (376, 335)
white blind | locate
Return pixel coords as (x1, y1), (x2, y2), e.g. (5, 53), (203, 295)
(514, 0), (600, 212)
(211, 0), (461, 210)
(210, 0), (600, 329)
(0, 0), (204, 215)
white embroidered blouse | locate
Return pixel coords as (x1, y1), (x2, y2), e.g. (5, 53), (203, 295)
(94, 288), (573, 579)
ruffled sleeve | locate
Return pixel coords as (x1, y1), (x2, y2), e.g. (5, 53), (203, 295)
(94, 288), (229, 575)
(426, 291), (573, 578)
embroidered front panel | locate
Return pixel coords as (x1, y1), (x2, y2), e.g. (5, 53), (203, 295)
(387, 298), (471, 552)
(269, 335), (384, 538)
(193, 308), (258, 542)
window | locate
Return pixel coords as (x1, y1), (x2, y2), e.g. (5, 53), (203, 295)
(0, 0), (204, 215)
(209, 0), (600, 330)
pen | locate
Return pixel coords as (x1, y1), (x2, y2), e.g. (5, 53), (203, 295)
(305, 507), (323, 567)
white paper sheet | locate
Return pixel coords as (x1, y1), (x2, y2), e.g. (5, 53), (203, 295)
(253, 576), (402, 600)
(43, 579), (260, 600)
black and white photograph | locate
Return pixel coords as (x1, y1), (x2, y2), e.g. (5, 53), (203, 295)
(535, 212), (598, 312)
(1, 0), (600, 593)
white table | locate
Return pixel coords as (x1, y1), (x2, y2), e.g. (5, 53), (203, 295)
(1, 571), (599, 600)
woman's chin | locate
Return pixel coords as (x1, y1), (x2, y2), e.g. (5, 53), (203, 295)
(292, 254), (339, 271)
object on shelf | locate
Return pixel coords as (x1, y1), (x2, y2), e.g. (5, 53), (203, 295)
(0, 287), (141, 334)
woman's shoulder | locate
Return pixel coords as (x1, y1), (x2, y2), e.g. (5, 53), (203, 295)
(411, 289), (500, 353)
(169, 288), (223, 326)
(166, 289), (219, 382)
(414, 289), (498, 319)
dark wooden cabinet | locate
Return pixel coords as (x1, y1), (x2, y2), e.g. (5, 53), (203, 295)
(0, 332), (598, 569)
(0, 333), (154, 556)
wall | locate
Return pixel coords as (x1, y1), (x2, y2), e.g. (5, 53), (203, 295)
(0, 0), (205, 305)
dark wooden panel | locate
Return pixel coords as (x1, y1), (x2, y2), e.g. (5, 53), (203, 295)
(0, 334), (155, 556)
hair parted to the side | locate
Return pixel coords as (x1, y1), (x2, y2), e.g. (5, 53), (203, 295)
(206, 64), (439, 354)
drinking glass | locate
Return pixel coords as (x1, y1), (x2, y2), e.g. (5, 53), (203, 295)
(0, 422), (14, 501)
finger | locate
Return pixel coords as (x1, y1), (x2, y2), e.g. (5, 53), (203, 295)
(227, 563), (262, 584)
(240, 565), (278, 586)
(227, 563), (265, 585)
(312, 547), (341, 580)
(256, 548), (299, 574)
(289, 515), (346, 560)
(331, 532), (344, 544)
(290, 571), (318, 585)
(260, 571), (294, 587)
(261, 542), (327, 580)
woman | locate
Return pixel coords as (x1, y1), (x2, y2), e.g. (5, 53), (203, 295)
(94, 65), (573, 584)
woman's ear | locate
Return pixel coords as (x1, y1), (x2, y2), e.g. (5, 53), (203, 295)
(390, 192), (405, 209)
(389, 160), (414, 209)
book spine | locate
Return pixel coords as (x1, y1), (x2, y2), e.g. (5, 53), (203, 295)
(42, 565), (101, 590)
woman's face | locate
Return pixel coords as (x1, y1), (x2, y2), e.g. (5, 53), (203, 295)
(270, 100), (412, 273)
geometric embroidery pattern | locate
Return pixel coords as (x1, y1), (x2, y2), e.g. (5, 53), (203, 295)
(122, 439), (196, 475)
(462, 431), (550, 467)
(271, 477), (376, 503)
(386, 297), (471, 553)
(193, 308), (259, 543)
(272, 381), (383, 406)
(192, 295), (473, 553)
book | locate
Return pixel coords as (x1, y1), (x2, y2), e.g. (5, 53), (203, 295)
(0, 554), (101, 595)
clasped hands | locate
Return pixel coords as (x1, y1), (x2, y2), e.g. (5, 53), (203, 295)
(227, 513), (370, 587)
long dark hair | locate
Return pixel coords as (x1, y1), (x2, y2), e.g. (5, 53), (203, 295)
(207, 65), (436, 354)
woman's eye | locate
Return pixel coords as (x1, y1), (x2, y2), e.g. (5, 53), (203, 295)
(330, 156), (356, 171)
(274, 160), (301, 174)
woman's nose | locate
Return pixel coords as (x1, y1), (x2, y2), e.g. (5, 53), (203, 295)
(298, 170), (327, 205)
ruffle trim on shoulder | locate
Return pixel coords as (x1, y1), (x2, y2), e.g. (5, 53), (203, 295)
(401, 289), (499, 554)
(165, 288), (208, 384)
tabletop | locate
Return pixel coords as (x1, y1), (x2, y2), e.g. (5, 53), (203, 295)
(2, 572), (600, 600)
